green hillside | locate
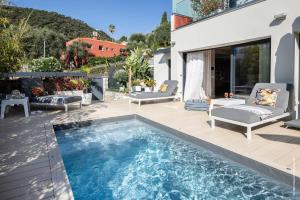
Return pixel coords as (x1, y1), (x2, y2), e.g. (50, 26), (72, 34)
(0, 6), (111, 41)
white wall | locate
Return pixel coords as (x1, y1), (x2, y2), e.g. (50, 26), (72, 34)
(171, 0), (300, 100)
(154, 50), (171, 90)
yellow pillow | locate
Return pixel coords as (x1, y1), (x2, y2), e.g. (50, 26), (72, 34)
(159, 84), (168, 92)
(255, 88), (280, 107)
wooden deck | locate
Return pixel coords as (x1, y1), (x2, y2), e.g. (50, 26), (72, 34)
(0, 100), (300, 199)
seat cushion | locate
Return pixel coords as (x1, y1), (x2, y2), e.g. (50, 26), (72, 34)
(285, 120), (300, 129)
(212, 106), (285, 124)
(32, 95), (82, 105)
(129, 92), (171, 99)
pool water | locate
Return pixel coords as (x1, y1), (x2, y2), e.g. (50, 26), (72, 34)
(55, 119), (299, 200)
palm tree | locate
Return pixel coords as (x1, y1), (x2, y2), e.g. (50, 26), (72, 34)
(108, 24), (115, 41)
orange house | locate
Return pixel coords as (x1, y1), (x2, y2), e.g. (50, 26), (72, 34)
(66, 37), (126, 58)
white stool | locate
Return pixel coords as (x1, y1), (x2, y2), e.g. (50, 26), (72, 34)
(1, 97), (29, 119)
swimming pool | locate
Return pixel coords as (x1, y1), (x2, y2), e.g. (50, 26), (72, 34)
(55, 117), (299, 199)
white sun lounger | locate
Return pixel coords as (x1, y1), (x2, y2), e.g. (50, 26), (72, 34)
(129, 80), (178, 107)
(211, 83), (291, 139)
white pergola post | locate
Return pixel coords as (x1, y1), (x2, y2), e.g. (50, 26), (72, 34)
(294, 33), (300, 119)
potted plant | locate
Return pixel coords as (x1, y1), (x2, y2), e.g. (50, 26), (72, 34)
(80, 78), (92, 105)
(144, 79), (156, 92)
(132, 79), (142, 92)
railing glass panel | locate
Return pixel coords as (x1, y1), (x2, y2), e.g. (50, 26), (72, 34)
(173, 0), (257, 23)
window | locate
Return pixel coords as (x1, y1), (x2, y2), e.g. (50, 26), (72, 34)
(231, 40), (271, 95)
(111, 48), (114, 51)
(99, 46), (104, 51)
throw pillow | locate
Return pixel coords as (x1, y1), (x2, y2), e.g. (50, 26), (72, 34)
(255, 88), (280, 107)
(159, 84), (168, 92)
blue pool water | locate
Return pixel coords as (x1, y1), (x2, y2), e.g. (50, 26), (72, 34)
(55, 119), (299, 200)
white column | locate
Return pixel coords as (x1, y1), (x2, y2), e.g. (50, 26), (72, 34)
(294, 33), (299, 119)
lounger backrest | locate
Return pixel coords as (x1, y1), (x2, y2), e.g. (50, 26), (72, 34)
(163, 80), (178, 96)
(246, 83), (289, 110)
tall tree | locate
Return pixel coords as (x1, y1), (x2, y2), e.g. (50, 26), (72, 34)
(145, 12), (171, 53)
(108, 24), (116, 41)
(161, 11), (168, 25)
(23, 27), (67, 59)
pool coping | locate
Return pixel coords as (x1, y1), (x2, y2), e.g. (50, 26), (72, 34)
(51, 114), (300, 196)
(45, 123), (74, 200)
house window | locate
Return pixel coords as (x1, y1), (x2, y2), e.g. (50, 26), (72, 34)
(111, 48), (114, 51)
(231, 40), (271, 95)
(99, 46), (104, 51)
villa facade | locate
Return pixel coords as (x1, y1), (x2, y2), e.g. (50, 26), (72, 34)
(166, 0), (300, 117)
(66, 37), (126, 58)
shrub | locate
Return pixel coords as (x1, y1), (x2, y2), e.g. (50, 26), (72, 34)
(80, 64), (91, 74)
(144, 79), (156, 87)
(88, 55), (126, 66)
(30, 57), (62, 72)
(113, 69), (128, 87)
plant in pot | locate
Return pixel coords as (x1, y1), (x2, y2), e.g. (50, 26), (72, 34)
(191, 0), (222, 17)
(80, 78), (93, 106)
(132, 79), (142, 92)
(144, 79), (156, 92)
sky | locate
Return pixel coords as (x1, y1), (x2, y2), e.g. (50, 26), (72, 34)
(12, 0), (172, 39)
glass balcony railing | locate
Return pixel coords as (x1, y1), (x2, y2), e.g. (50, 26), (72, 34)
(173, 0), (258, 28)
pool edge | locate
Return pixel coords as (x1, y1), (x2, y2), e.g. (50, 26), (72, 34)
(52, 114), (300, 192)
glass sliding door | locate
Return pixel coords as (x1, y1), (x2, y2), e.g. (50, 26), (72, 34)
(231, 40), (271, 96)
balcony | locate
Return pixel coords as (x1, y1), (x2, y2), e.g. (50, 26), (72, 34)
(173, 0), (258, 29)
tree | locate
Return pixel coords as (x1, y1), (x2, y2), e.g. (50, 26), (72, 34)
(145, 12), (171, 53)
(129, 33), (146, 43)
(108, 24), (115, 41)
(124, 48), (151, 92)
(161, 11), (168, 25)
(118, 35), (127, 43)
(0, 15), (30, 73)
(64, 41), (91, 69)
(22, 27), (67, 59)
(191, 0), (222, 17)
(127, 33), (147, 50)
(0, 6), (112, 41)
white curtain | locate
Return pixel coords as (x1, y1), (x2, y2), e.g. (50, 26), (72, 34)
(184, 51), (207, 101)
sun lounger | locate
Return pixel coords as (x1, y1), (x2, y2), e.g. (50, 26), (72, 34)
(285, 120), (300, 129)
(211, 83), (291, 139)
(129, 80), (178, 106)
(31, 95), (82, 112)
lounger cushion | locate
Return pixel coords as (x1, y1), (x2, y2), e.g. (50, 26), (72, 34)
(129, 80), (178, 100)
(212, 106), (285, 124)
(129, 92), (172, 99)
(163, 80), (178, 96)
(285, 120), (300, 129)
(32, 95), (82, 105)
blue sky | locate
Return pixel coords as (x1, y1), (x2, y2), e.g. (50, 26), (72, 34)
(12, 0), (172, 39)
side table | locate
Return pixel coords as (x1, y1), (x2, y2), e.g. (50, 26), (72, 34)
(1, 97), (29, 119)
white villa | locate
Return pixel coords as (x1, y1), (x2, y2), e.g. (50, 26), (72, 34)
(154, 0), (300, 118)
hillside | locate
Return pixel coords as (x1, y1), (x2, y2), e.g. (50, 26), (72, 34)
(0, 6), (112, 41)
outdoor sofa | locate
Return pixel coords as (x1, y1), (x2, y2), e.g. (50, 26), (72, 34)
(31, 95), (82, 112)
(211, 83), (290, 139)
(129, 80), (178, 106)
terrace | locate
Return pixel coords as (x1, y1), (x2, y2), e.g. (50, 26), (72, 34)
(172, 0), (260, 29)
(1, 99), (300, 199)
